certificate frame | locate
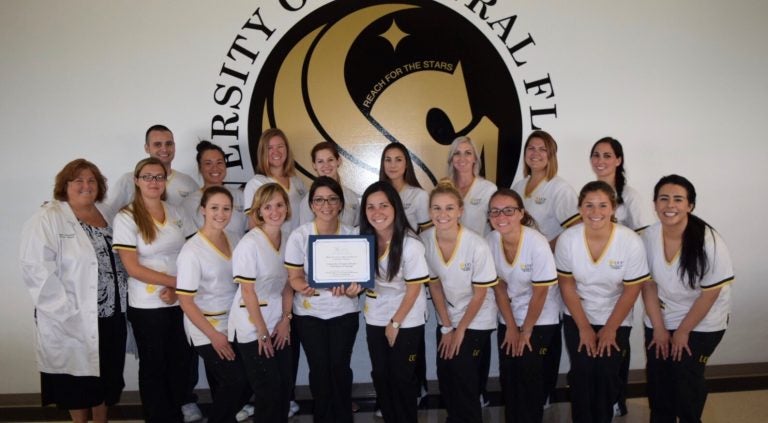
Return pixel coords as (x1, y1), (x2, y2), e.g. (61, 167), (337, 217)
(307, 234), (376, 289)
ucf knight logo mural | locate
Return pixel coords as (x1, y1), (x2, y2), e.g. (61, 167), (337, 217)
(211, 0), (558, 192)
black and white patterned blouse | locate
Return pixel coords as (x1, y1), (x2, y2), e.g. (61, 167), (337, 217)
(79, 220), (128, 317)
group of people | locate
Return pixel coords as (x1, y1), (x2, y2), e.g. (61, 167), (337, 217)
(19, 124), (733, 423)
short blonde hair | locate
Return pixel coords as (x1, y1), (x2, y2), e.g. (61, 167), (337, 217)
(248, 183), (292, 226)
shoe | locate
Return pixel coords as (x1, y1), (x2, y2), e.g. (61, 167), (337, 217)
(375, 409), (383, 417)
(480, 394), (490, 407)
(543, 395), (552, 410)
(288, 400), (300, 418)
(181, 402), (203, 422)
(613, 401), (628, 417)
(236, 404), (255, 422)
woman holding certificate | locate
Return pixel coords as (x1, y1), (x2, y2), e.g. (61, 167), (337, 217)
(285, 176), (362, 423)
(420, 180), (498, 423)
(359, 181), (430, 423)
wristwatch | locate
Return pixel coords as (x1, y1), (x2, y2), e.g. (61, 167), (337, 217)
(390, 319), (401, 329)
(440, 326), (454, 335)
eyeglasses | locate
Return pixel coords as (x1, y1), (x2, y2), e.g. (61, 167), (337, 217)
(488, 207), (521, 217)
(138, 174), (166, 182)
(312, 196), (340, 206)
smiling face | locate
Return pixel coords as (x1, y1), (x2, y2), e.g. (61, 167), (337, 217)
(451, 141), (477, 176)
(135, 163), (167, 200)
(259, 192), (288, 230)
(430, 192), (463, 231)
(311, 186), (342, 224)
(66, 168), (99, 208)
(144, 130), (175, 169)
(365, 191), (395, 234)
(383, 147), (407, 182)
(579, 190), (615, 232)
(201, 192), (233, 230)
(199, 149), (227, 186)
(488, 194), (523, 235)
(654, 183), (693, 229)
(590, 142), (622, 180)
(524, 137), (549, 174)
(312, 148), (340, 179)
(267, 135), (287, 170)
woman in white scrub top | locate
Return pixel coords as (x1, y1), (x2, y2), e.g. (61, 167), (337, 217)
(243, 128), (306, 233)
(556, 181), (649, 423)
(641, 174), (734, 422)
(298, 142), (359, 228)
(446, 136), (497, 236)
(379, 143), (431, 232)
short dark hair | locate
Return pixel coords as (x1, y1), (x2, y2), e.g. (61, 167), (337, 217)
(308, 176), (345, 210)
(53, 158), (107, 202)
(145, 124), (172, 144)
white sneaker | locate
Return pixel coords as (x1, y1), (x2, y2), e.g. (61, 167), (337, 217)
(480, 394), (490, 407)
(181, 402), (203, 422)
(288, 400), (300, 418)
(543, 395), (552, 410)
(236, 404), (255, 422)
(375, 409), (383, 417)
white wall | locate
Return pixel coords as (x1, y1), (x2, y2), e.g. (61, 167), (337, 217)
(2, 0), (767, 394)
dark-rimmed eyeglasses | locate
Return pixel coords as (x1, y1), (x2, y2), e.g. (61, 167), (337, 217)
(138, 174), (166, 182)
(488, 207), (521, 217)
(312, 196), (340, 206)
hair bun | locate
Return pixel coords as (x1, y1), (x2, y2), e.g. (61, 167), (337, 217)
(196, 140), (214, 152)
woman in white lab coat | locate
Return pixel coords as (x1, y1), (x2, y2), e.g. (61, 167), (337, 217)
(20, 158), (128, 423)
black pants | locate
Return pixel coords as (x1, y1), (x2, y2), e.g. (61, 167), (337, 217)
(478, 331), (493, 401)
(195, 343), (248, 423)
(543, 318), (562, 402)
(436, 327), (493, 423)
(366, 324), (423, 423)
(238, 339), (293, 423)
(128, 306), (191, 423)
(498, 323), (557, 423)
(563, 315), (630, 423)
(295, 313), (359, 423)
(645, 327), (724, 423)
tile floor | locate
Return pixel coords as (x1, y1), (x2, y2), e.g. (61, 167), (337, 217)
(20, 389), (768, 423)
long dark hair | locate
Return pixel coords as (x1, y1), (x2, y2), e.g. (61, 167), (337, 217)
(379, 143), (422, 189)
(654, 174), (714, 289)
(591, 137), (626, 205)
(359, 181), (415, 281)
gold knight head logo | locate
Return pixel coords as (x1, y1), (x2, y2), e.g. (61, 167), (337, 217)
(248, 1), (523, 193)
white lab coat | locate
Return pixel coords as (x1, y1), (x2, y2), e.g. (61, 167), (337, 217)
(18, 200), (111, 376)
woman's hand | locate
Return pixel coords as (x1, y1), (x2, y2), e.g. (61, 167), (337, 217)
(515, 328), (533, 357)
(596, 326), (620, 357)
(500, 325), (520, 356)
(671, 329), (692, 361)
(648, 327), (671, 360)
(438, 328), (454, 360)
(297, 281), (315, 298)
(345, 283), (363, 298)
(272, 318), (291, 350)
(159, 287), (177, 304)
(258, 333), (275, 358)
(578, 326), (597, 357)
(385, 323), (399, 347)
(447, 327), (466, 359)
(210, 332), (236, 361)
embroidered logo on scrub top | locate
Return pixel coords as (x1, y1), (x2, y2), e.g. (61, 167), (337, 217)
(609, 260), (624, 270)
(520, 263), (533, 272)
(534, 196), (546, 205)
(470, 198), (482, 205)
(460, 262), (472, 271)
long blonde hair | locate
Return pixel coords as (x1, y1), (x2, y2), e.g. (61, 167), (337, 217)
(255, 128), (296, 177)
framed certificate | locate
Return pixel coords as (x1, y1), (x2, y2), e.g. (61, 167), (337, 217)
(307, 234), (376, 289)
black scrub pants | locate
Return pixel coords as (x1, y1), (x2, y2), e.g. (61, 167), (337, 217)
(238, 339), (294, 423)
(366, 324), (423, 423)
(645, 327), (724, 423)
(498, 323), (558, 423)
(563, 315), (630, 423)
(128, 306), (191, 423)
(295, 312), (359, 423)
(436, 327), (493, 423)
(195, 343), (248, 423)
